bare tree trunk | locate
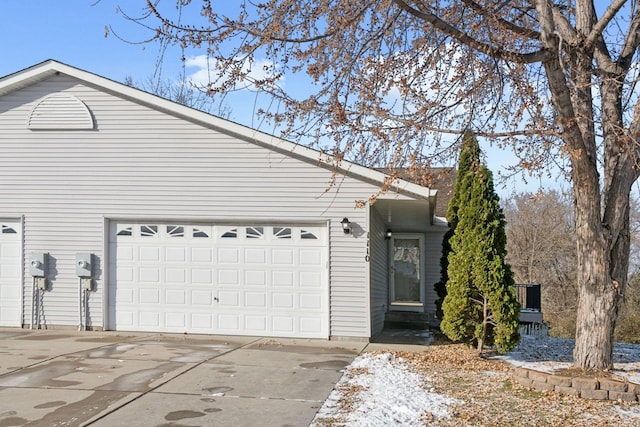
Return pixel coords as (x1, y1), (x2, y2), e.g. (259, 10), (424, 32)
(571, 63), (636, 369)
(572, 152), (632, 370)
(476, 336), (484, 354)
(573, 242), (620, 370)
(572, 165), (634, 369)
(477, 296), (488, 354)
(537, 1), (639, 368)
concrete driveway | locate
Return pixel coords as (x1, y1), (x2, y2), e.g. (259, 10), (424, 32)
(0, 328), (371, 426)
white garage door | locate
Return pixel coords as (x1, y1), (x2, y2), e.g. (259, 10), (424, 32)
(108, 222), (328, 338)
(0, 221), (22, 327)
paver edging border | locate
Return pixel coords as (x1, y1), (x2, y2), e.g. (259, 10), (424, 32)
(512, 367), (639, 402)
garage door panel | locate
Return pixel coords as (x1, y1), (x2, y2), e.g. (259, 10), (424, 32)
(245, 315), (267, 333)
(218, 290), (239, 306)
(165, 268), (186, 283)
(117, 246), (134, 262)
(300, 294), (322, 310)
(300, 317), (322, 334)
(272, 271), (294, 287)
(218, 248), (238, 263)
(109, 222), (328, 338)
(166, 289), (186, 305)
(245, 292), (266, 307)
(272, 293), (294, 309)
(245, 270), (266, 286)
(139, 246), (160, 261)
(272, 316), (294, 334)
(218, 270), (239, 285)
(218, 314), (240, 331)
(0, 265), (17, 281)
(139, 312), (160, 327)
(300, 271), (322, 288)
(0, 243), (19, 258)
(299, 249), (322, 265)
(139, 268), (160, 283)
(117, 267), (134, 282)
(191, 247), (212, 262)
(139, 288), (160, 304)
(191, 313), (213, 329)
(0, 307), (20, 324)
(0, 284), (20, 299)
(191, 290), (213, 305)
(165, 247), (186, 262)
(166, 312), (186, 328)
(117, 311), (134, 327)
(245, 248), (266, 263)
(272, 249), (294, 264)
(116, 288), (134, 303)
(192, 269), (212, 284)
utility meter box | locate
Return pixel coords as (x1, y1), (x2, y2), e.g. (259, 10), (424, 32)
(29, 253), (48, 277)
(81, 278), (93, 291)
(75, 253), (93, 278)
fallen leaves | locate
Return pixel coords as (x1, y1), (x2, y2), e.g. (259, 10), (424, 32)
(385, 342), (640, 426)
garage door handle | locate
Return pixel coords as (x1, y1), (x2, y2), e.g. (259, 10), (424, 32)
(214, 297), (219, 302)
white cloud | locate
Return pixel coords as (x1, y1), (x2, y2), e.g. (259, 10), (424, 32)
(185, 54), (284, 91)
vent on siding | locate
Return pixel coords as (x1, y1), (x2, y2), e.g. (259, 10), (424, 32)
(27, 94), (94, 130)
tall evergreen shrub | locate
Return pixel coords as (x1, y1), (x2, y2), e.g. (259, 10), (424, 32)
(434, 132), (480, 318)
(439, 133), (520, 354)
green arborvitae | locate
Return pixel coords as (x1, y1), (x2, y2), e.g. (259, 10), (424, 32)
(439, 134), (520, 354)
(435, 131), (481, 318)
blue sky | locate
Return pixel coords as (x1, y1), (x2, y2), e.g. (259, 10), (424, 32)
(0, 1), (565, 196)
(0, 1), (182, 81)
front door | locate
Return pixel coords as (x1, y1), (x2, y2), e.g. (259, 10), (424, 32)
(389, 234), (424, 311)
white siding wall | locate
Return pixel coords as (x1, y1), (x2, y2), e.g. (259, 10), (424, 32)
(0, 75), (389, 337)
(369, 207), (388, 336)
(424, 228), (447, 317)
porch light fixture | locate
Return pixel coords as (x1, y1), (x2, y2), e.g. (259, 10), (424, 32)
(385, 229), (393, 240)
(340, 217), (352, 234)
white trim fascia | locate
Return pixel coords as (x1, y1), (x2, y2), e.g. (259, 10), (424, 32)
(102, 217), (109, 331)
(20, 215), (25, 328)
(323, 219), (331, 339)
(101, 215), (331, 225)
(364, 201), (372, 337)
(0, 60), (435, 201)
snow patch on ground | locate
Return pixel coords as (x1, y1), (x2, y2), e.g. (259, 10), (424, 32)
(494, 335), (640, 383)
(492, 335), (575, 373)
(312, 333), (640, 425)
(311, 352), (460, 426)
(615, 406), (640, 419)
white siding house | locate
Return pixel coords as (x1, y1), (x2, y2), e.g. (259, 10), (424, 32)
(0, 60), (448, 340)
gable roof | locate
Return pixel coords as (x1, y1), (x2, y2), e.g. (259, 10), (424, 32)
(0, 59), (436, 203)
(377, 167), (455, 218)
(426, 168), (456, 218)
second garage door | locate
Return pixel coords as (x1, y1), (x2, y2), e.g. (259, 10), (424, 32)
(0, 221), (21, 327)
(108, 222), (328, 338)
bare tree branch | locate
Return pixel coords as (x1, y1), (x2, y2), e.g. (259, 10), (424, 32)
(584, 0), (628, 52)
(392, 0), (548, 63)
(461, 0), (542, 40)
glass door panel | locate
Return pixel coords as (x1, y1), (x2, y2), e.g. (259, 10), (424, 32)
(390, 235), (424, 310)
